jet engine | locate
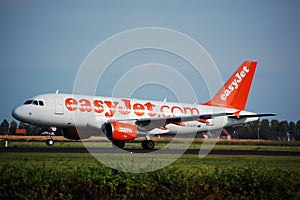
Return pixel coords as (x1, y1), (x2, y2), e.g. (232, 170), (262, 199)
(102, 122), (138, 141)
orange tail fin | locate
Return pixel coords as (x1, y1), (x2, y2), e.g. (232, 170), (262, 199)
(204, 61), (257, 110)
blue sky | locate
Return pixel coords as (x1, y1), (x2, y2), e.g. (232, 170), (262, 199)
(0, 0), (299, 123)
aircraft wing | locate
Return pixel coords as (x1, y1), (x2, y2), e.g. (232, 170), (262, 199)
(133, 112), (276, 133)
(133, 112), (231, 132)
(136, 112), (230, 124)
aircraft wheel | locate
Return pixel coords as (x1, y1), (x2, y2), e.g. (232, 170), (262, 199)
(46, 139), (54, 146)
(142, 140), (155, 150)
(112, 140), (125, 149)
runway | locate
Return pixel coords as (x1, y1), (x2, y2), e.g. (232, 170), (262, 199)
(1, 147), (300, 156)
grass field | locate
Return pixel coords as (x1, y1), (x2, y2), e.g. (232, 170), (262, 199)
(1, 152), (300, 172)
(0, 138), (300, 199)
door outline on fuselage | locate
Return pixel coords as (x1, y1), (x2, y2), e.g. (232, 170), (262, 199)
(54, 95), (64, 115)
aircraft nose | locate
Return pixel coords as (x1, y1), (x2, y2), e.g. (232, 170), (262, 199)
(12, 106), (25, 121)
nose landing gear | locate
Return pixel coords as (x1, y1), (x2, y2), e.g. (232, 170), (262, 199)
(45, 127), (56, 146)
(46, 137), (54, 146)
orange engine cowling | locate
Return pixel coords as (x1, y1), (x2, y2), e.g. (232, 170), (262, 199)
(103, 122), (138, 141)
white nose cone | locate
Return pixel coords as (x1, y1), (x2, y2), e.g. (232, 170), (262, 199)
(12, 106), (26, 122)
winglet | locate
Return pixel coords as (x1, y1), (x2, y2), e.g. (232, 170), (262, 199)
(204, 61), (257, 110)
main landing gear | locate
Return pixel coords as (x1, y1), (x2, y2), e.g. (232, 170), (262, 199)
(141, 140), (155, 150)
(142, 134), (155, 150)
(112, 139), (155, 150)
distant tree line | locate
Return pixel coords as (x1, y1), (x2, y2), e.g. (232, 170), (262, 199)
(1, 118), (300, 141)
(0, 119), (43, 136)
(232, 119), (300, 141)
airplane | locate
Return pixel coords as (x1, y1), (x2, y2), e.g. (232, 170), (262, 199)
(12, 61), (275, 149)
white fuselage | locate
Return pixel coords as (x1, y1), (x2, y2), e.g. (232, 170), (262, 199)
(12, 93), (258, 136)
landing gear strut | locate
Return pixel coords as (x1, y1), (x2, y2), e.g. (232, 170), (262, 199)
(141, 140), (155, 150)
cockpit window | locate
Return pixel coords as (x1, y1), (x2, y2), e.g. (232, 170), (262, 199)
(24, 100), (33, 105)
(39, 101), (44, 106)
(24, 99), (44, 106)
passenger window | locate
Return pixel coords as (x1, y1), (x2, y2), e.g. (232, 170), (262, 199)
(39, 101), (44, 106)
(32, 100), (38, 105)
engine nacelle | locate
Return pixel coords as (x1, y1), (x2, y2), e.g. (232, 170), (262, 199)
(103, 122), (138, 141)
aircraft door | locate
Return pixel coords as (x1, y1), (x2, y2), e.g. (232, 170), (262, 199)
(54, 95), (64, 115)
